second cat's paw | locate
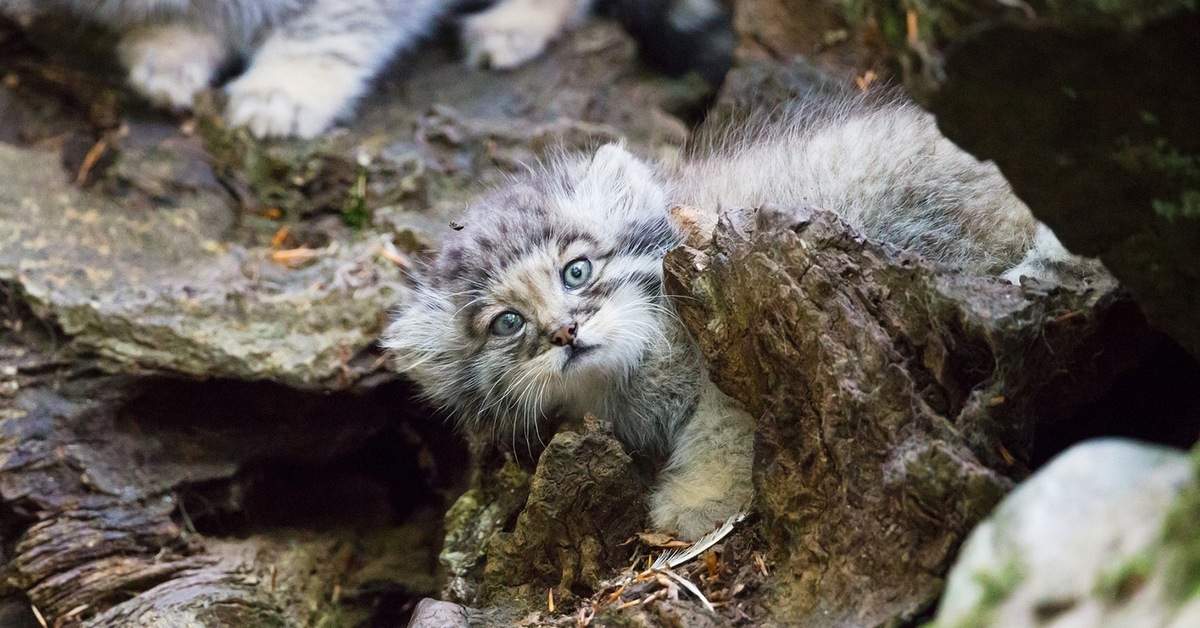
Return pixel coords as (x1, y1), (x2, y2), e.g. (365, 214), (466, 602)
(224, 57), (361, 139)
(120, 25), (223, 109)
(461, 2), (567, 70)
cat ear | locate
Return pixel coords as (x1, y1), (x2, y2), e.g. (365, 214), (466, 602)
(584, 143), (657, 191)
(578, 143), (666, 217)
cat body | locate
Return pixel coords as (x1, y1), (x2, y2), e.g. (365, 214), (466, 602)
(675, 98), (1087, 283)
(385, 96), (1095, 540)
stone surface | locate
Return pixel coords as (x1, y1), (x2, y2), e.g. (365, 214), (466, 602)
(732, 0), (872, 76)
(0, 18), (702, 391)
(934, 439), (1200, 628)
(0, 141), (403, 390)
(0, 17), (707, 627)
(665, 205), (1148, 626)
(475, 420), (647, 608)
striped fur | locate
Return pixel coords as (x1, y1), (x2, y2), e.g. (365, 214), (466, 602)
(386, 145), (704, 459)
(386, 95), (1101, 539)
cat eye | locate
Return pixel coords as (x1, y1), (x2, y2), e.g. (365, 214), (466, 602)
(489, 311), (525, 336)
(562, 258), (593, 289)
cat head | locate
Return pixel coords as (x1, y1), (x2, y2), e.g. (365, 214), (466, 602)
(384, 144), (680, 434)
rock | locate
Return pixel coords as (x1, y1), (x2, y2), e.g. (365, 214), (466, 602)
(438, 459), (531, 605)
(0, 16), (708, 625)
(0, 18), (704, 391)
(474, 419), (647, 608)
(407, 598), (469, 628)
(665, 205), (1149, 625)
(731, 0), (870, 75)
(0, 139), (405, 390)
(934, 438), (1200, 627)
(844, 1), (1200, 360)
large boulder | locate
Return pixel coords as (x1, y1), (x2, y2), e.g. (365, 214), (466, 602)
(935, 438), (1200, 627)
(665, 204), (1146, 625)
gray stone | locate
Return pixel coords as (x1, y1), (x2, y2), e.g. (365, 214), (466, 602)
(935, 439), (1198, 628)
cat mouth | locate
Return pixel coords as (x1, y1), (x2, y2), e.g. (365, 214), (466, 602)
(562, 343), (599, 369)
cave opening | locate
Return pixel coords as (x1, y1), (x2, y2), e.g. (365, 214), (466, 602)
(113, 376), (470, 625)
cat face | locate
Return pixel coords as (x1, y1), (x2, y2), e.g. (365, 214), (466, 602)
(384, 145), (679, 434)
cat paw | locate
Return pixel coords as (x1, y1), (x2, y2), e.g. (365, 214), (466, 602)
(120, 25), (223, 109)
(649, 480), (747, 541)
(224, 57), (361, 139)
(461, 2), (567, 70)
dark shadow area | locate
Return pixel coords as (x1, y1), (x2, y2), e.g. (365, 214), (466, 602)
(1032, 334), (1200, 467)
(0, 595), (40, 628)
(114, 377), (468, 533)
(600, 0), (734, 87)
(0, 500), (37, 572)
(112, 376), (468, 625)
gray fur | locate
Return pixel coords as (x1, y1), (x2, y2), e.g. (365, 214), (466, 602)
(388, 146), (700, 456)
(385, 96), (1100, 540)
(0, 0), (589, 137)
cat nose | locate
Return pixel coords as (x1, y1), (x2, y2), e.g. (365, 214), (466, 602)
(549, 321), (578, 347)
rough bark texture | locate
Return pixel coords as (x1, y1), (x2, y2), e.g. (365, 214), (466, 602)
(665, 205), (1147, 625)
(846, 1), (1200, 360)
(476, 420), (647, 607)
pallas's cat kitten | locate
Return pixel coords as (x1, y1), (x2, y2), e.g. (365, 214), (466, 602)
(384, 95), (1096, 540)
(0, 0), (596, 138)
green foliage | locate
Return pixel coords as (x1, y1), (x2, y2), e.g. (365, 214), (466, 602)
(1153, 192), (1200, 221)
(1162, 447), (1200, 602)
(974, 560), (1025, 609)
(342, 166), (371, 229)
(1093, 550), (1154, 602)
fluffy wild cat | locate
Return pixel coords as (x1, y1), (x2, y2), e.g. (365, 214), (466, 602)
(0, 0), (729, 138)
(383, 95), (1096, 540)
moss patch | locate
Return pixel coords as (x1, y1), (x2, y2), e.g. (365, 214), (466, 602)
(1162, 447), (1200, 601)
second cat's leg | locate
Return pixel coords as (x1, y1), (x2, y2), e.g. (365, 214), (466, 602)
(119, 23), (225, 109)
(649, 379), (755, 540)
(225, 0), (447, 138)
(461, 0), (595, 70)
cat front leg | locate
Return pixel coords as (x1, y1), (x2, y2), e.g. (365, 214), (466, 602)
(649, 379), (755, 541)
(225, 0), (446, 138)
(119, 23), (225, 110)
(461, 0), (594, 70)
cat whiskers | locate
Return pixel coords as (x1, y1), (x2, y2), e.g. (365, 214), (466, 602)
(509, 365), (553, 455)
